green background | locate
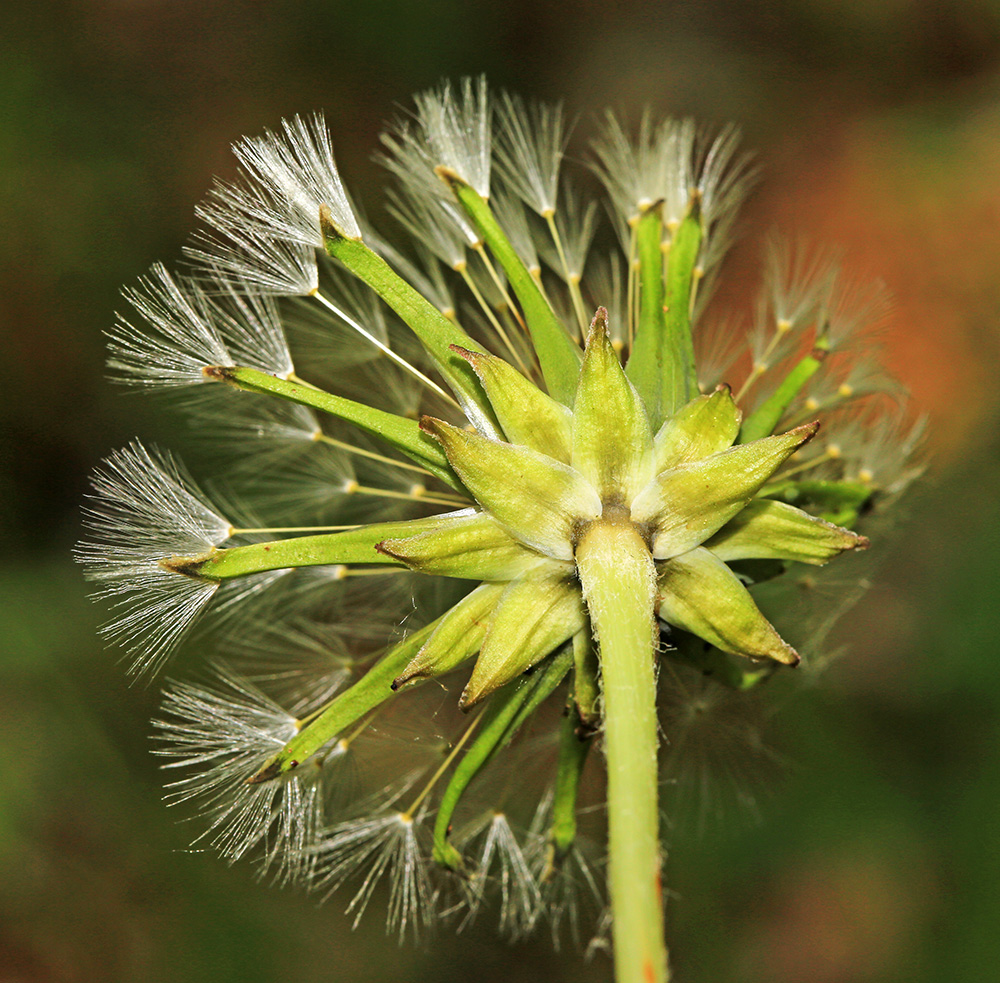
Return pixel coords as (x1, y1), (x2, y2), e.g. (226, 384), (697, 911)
(3, 1), (1000, 980)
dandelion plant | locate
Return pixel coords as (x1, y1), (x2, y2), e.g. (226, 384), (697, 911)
(78, 77), (922, 982)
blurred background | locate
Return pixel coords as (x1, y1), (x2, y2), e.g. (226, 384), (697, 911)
(3, 1), (1000, 980)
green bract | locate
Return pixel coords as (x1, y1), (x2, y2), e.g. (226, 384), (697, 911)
(79, 79), (920, 983)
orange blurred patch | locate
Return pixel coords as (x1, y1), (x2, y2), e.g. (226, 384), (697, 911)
(754, 111), (1000, 458)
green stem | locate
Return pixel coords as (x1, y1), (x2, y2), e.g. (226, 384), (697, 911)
(432, 644), (573, 869)
(572, 629), (601, 729)
(660, 199), (702, 417)
(320, 223), (499, 436)
(439, 170), (582, 404)
(576, 516), (667, 983)
(551, 699), (591, 854)
(625, 204), (668, 429)
(209, 366), (461, 489)
(759, 477), (873, 526)
(249, 616), (442, 783)
(169, 515), (453, 580)
(738, 339), (828, 444)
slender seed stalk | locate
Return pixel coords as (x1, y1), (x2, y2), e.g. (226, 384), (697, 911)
(313, 433), (434, 476)
(402, 711), (483, 819)
(472, 242), (527, 330)
(312, 290), (459, 406)
(576, 514), (667, 983)
(738, 338), (829, 443)
(457, 263), (532, 376)
(544, 211), (589, 339)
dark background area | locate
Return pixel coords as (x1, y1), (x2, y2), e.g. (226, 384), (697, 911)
(3, 1), (1000, 980)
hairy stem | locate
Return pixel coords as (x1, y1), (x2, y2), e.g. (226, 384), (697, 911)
(575, 515), (667, 983)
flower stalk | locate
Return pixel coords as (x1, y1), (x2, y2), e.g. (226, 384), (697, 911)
(576, 512), (666, 983)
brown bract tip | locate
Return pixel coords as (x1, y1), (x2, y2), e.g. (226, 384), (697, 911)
(419, 415), (447, 439)
(246, 758), (284, 785)
(587, 306), (610, 341)
(434, 164), (466, 191)
(795, 420), (821, 446)
(390, 670), (423, 692)
(456, 687), (479, 713)
(373, 540), (404, 561)
(158, 555), (210, 579)
(319, 203), (360, 243)
(448, 344), (478, 363)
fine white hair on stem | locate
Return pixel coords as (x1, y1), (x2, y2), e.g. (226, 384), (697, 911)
(180, 397), (322, 467)
(590, 113), (756, 288)
(154, 665), (331, 884)
(378, 77), (491, 204)
(187, 194), (321, 296)
(414, 75), (492, 198)
(219, 617), (354, 715)
(657, 661), (786, 837)
(797, 355), (903, 422)
(492, 188), (541, 274)
(820, 268), (893, 349)
(188, 113), (360, 296)
(208, 281), (295, 377)
(75, 441), (234, 677)
(524, 793), (608, 951)
(232, 113), (360, 245)
(315, 805), (437, 941)
(590, 111), (695, 230)
(760, 238), (839, 334)
(659, 119), (698, 229)
(694, 123), (758, 276)
(108, 264), (231, 388)
(541, 182), (599, 283)
(458, 811), (541, 939)
(385, 184), (477, 269)
(108, 264), (294, 390)
(495, 94), (568, 217)
(747, 244), (832, 370)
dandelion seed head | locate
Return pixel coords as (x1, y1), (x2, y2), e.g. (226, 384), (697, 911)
(315, 803), (437, 941)
(413, 75), (492, 198)
(187, 113), (359, 297)
(76, 441), (233, 676)
(155, 665), (333, 882)
(538, 181), (598, 282)
(108, 264), (231, 388)
(524, 792), (608, 950)
(386, 184), (477, 268)
(233, 113), (360, 246)
(187, 206), (320, 296)
(81, 78), (922, 954)
(657, 661), (786, 836)
(495, 93), (568, 217)
(453, 810), (540, 938)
